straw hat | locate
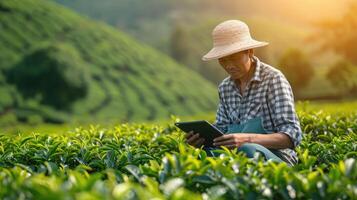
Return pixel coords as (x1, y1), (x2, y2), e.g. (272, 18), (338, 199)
(202, 20), (268, 61)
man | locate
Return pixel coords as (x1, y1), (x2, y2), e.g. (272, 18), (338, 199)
(185, 20), (302, 166)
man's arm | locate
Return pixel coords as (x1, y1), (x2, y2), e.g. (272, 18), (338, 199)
(250, 132), (294, 149)
(266, 72), (302, 149)
(213, 132), (293, 149)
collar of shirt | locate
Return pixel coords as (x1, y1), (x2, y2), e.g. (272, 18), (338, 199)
(250, 56), (262, 83)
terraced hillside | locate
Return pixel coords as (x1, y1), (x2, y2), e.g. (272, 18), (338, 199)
(0, 0), (218, 124)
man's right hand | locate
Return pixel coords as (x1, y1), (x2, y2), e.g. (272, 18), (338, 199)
(185, 131), (205, 148)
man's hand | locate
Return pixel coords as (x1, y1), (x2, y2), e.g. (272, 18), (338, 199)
(213, 134), (252, 149)
(185, 131), (205, 148)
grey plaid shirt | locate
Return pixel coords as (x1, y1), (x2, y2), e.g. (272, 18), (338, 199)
(213, 56), (302, 165)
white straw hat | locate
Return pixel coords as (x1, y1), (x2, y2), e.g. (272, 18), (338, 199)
(202, 20), (268, 61)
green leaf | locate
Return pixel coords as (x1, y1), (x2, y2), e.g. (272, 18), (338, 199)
(160, 178), (185, 196)
(125, 164), (142, 182)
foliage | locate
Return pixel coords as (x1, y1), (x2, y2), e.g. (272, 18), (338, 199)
(296, 100), (357, 114)
(326, 60), (357, 95)
(6, 42), (89, 110)
(278, 48), (314, 95)
(0, 111), (356, 199)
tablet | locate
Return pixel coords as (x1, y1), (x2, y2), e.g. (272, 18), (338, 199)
(175, 120), (224, 147)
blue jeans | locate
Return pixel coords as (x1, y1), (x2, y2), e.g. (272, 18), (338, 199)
(203, 143), (283, 163)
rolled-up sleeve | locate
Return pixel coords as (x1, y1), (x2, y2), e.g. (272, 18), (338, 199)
(213, 88), (230, 133)
(267, 73), (302, 148)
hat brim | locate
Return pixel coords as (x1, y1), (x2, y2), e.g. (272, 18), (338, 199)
(202, 40), (268, 61)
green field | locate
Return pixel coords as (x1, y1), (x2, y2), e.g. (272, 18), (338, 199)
(0, 101), (356, 199)
(296, 100), (357, 114)
(2, 100), (356, 135)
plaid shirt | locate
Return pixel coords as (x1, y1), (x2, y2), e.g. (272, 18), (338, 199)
(213, 56), (302, 165)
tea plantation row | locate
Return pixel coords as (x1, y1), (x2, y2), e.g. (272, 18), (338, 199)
(0, 111), (356, 199)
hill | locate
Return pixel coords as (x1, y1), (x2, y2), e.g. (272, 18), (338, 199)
(55, 0), (352, 97)
(0, 0), (218, 124)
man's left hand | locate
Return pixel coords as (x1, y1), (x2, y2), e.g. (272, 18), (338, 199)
(213, 134), (253, 149)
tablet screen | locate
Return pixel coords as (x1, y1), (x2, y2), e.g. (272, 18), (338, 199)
(175, 120), (224, 147)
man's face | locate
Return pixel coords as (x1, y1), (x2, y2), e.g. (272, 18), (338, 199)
(218, 50), (251, 80)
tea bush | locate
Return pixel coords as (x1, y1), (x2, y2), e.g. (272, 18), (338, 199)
(0, 111), (356, 199)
